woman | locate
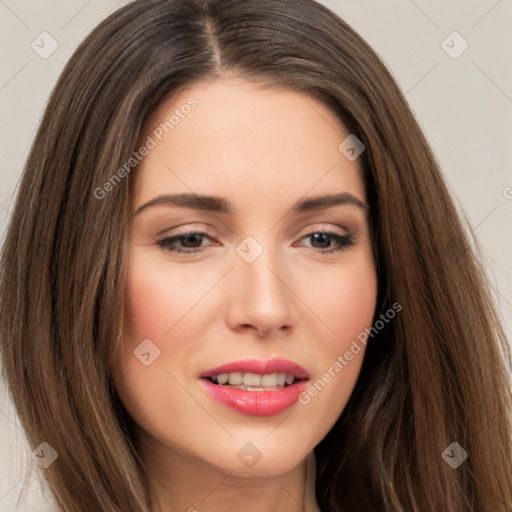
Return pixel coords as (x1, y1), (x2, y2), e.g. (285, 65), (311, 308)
(1, 0), (511, 511)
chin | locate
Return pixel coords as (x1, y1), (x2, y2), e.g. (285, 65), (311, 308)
(189, 429), (315, 476)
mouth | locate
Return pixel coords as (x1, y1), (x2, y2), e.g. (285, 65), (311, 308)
(199, 358), (309, 416)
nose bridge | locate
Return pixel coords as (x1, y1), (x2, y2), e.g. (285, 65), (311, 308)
(228, 234), (296, 334)
(237, 235), (288, 303)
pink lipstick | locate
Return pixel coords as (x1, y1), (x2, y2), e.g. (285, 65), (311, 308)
(199, 358), (309, 416)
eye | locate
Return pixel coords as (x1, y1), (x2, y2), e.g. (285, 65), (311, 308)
(157, 232), (215, 255)
(157, 229), (355, 256)
(295, 230), (355, 254)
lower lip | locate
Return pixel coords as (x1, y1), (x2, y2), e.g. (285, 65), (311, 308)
(200, 379), (308, 416)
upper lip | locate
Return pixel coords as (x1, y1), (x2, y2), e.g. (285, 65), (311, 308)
(200, 358), (309, 380)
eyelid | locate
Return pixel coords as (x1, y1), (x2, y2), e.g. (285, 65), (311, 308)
(157, 223), (217, 238)
(159, 222), (348, 242)
(296, 223), (348, 237)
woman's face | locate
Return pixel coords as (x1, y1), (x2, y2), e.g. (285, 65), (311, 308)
(112, 77), (377, 476)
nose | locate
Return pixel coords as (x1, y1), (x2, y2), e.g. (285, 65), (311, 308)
(225, 244), (298, 338)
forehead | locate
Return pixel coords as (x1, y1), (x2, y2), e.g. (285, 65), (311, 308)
(132, 77), (366, 212)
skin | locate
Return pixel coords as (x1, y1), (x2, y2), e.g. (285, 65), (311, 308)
(111, 76), (377, 512)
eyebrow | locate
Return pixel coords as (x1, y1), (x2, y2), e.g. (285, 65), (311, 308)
(134, 192), (369, 216)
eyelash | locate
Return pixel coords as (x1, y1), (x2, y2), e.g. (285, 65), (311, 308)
(156, 230), (355, 256)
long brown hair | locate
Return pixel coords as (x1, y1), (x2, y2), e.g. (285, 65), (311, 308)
(1, 0), (511, 511)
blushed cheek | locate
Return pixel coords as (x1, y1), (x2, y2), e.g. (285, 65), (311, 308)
(307, 264), (376, 417)
(113, 264), (183, 410)
(113, 268), (173, 385)
(123, 254), (222, 345)
(118, 261), (215, 388)
(123, 262), (185, 344)
(322, 264), (377, 354)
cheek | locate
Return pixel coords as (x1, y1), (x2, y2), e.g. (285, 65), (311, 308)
(121, 252), (214, 350)
(314, 256), (378, 351)
(123, 259), (185, 340)
(112, 257), (192, 396)
(123, 272), (167, 342)
(112, 259), (203, 436)
(297, 253), (377, 417)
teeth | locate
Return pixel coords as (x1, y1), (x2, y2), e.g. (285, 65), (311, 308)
(216, 373), (229, 385)
(243, 373), (261, 386)
(261, 373), (277, 386)
(228, 372), (243, 385)
(210, 372), (298, 389)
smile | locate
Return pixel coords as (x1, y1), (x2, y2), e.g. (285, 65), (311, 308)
(199, 358), (309, 416)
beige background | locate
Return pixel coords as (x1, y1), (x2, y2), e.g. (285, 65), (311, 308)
(1, 0), (511, 510)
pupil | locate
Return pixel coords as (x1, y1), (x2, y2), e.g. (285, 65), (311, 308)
(181, 233), (202, 247)
(312, 233), (330, 249)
